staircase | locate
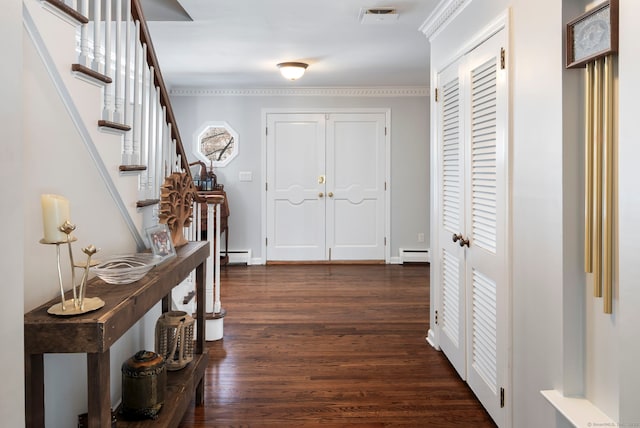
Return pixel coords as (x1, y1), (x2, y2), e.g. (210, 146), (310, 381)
(23, 0), (224, 317)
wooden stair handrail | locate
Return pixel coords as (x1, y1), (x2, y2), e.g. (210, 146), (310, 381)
(130, 0), (192, 181)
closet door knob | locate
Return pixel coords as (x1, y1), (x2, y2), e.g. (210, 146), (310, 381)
(328, 192), (334, 198)
(452, 233), (463, 243)
(319, 192), (324, 198)
(459, 237), (470, 248)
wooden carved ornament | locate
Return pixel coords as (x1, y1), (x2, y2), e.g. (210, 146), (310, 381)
(159, 172), (195, 247)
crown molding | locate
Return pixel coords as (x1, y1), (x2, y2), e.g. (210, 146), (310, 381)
(169, 86), (429, 97)
(419, 0), (472, 41)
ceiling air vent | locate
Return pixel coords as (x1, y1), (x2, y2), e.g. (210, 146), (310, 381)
(359, 7), (399, 24)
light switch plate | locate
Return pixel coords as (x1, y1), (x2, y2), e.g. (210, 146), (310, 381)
(239, 171), (252, 182)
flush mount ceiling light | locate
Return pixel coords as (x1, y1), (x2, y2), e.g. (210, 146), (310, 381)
(277, 62), (308, 80)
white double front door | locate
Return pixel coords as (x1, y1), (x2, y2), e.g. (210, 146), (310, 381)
(266, 112), (387, 262)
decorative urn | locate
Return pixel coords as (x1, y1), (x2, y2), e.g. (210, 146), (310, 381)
(120, 350), (166, 420)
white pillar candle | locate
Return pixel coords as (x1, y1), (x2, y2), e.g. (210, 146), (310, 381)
(41, 194), (70, 243)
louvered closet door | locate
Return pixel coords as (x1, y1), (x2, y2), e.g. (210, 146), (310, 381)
(436, 59), (467, 379)
(463, 28), (507, 425)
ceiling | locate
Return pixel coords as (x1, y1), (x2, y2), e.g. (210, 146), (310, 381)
(141, 0), (439, 90)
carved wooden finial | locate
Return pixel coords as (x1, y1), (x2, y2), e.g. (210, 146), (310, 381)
(159, 172), (195, 247)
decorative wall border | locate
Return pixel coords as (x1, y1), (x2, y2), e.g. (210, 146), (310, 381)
(170, 86), (429, 97)
(419, 0), (472, 41)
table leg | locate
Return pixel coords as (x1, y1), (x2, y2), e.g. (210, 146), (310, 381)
(196, 259), (206, 405)
(87, 351), (111, 428)
(25, 353), (44, 428)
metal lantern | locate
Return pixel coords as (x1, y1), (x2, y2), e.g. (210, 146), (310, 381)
(155, 311), (195, 371)
(121, 350), (166, 420)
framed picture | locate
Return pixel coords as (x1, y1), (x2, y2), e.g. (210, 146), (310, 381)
(566, 0), (618, 69)
(146, 224), (176, 260)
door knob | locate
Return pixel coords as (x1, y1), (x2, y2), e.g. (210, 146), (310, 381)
(452, 233), (462, 243)
(328, 192), (334, 198)
(319, 192), (324, 198)
(459, 237), (470, 248)
(318, 175), (325, 184)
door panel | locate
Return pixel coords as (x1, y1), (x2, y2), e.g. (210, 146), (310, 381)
(436, 59), (467, 379)
(327, 114), (386, 260)
(267, 114), (326, 260)
(464, 29), (507, 425)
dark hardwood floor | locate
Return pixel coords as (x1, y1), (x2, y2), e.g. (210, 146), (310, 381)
(178, 264), (496, 427)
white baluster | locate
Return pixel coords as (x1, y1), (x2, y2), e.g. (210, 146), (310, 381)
(123, 1), (132, 127)
(156, 104), (165, 196)
(92, 0), (103, 72)
(102, 0), (113, 121)
(205, 203), (214, 314)
(113, 0), (123, 123)
(140, 50), (149, 189)
(78, 0), (90, 67)
(214, 202), (221, 314)
(164, 123), (172, 178)
(147, 78), (157, 200)
(131, 21), (141, 165)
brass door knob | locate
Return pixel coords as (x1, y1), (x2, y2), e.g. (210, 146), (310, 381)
(319, 192), (324, 198)
(328, 192), (334, 198)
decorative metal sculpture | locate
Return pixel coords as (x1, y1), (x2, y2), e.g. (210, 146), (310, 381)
(40, 194), (104, 316)
(158, 172), (195, 248)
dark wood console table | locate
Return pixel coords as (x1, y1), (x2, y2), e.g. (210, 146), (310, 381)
(24, 241), (210, 428)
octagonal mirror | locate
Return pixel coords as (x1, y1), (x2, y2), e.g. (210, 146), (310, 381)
(193, 121), (238, 168)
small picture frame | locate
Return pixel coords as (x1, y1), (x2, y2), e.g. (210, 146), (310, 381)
(146, 224), (176, 260)
(566, 0), (618, 69)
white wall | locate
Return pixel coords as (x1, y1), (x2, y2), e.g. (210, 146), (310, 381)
(170, 93), (430, 262)
(616, 0), (640, 423)
(510, 2), (565, 425)
(0, 0), (25, 426)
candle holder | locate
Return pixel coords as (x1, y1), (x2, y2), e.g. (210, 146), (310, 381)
(40, 221), (105, 316)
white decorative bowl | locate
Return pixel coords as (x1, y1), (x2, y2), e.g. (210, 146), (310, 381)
(91, 254), (162, 284)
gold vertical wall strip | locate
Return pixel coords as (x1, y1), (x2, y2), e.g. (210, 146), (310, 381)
(593, 58), (603, 298)
(603, 54), (614, 314)
(585, 62), (594, 273)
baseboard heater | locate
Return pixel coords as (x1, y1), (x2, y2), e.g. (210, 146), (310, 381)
(399, 248), (430, 263)
(226, 250), (252, 265)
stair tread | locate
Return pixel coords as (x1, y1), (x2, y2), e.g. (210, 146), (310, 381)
(136, 199), (160, 208)
(119, 165), (147, 172)
(43, 0), (89, 24)
(98, 120), (131, 132)
(71, 63), (112, 84)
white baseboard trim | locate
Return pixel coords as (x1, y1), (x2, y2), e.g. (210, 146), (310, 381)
(426, 328), (440, 350)
(227, 250), (252, 265)
(389, 256), (402, 265)
(399, 248), (431, 263)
